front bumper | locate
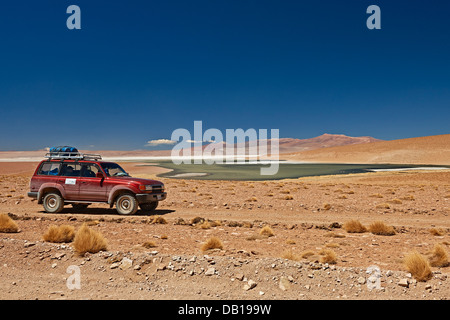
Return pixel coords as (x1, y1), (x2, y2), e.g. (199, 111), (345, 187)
(136, 192), (167, 204)
(28, 192), (38, 199)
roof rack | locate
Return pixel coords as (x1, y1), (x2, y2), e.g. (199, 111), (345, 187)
(45, 152), (102, 161)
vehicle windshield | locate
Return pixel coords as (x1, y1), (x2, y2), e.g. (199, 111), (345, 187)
(101, 162), (130, 177)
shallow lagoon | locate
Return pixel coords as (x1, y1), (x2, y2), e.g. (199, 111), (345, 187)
(139, 161), (449, 181)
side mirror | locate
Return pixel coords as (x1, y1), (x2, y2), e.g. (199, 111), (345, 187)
(96, 172), (104, 179)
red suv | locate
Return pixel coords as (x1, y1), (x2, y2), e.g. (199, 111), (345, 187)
(27, 150), (166, 215)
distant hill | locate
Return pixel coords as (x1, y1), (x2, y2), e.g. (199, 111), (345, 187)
(282, 134), (450, 165)
(0, 134), (381, 161)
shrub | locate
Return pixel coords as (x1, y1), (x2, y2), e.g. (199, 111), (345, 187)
(259, 225), (275, 237)
(343, 220), (367, 233)
(429, 228), (445, 236)
(0, 213), (19, 233)
(429, 244), (449, 267)
(73, 223), (107, 256)
(142, 241), (156, 249)
(368, 221), (395, 236)
(319, 248), (337, 264)
(281, 249), (300, 261)
(43, 225), (75, 243)
(151, 216), (167, 224)
(201, 237), (223, 252)
(404, 251), (432, 281)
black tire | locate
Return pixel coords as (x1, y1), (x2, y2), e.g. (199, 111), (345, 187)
(115, 194), (138, 215)
(139, 201), (158, 212)
(43, 193), (64, 213)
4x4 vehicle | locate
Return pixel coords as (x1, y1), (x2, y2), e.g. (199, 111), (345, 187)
(27, 148), (166, 215)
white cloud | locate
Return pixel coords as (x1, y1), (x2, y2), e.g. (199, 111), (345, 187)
(146, 139), (177, 146)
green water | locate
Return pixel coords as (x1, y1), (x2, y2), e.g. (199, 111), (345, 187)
(137, 161), (448, 181)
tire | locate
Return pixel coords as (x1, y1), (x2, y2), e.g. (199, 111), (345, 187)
(115, 194), (138, 215)
(43, 193), (64, 213)
(139, 201), (158, 212)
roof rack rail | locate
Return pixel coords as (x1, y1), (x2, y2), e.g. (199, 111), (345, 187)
(44, 152), (102, 161)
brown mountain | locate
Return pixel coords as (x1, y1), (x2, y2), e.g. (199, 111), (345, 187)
(282, 134), (450, 165)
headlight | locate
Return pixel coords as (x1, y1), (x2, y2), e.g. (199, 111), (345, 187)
(139, 185), (153, 191)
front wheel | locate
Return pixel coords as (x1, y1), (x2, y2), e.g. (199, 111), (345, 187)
(115, 194), (138, 215)
(43, 193), (64, 213)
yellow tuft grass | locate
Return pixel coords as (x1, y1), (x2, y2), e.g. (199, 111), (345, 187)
(42, 225), (75, 243)
(319, 248), (337, 264)
(259, 225), (275, 237)
(368, 221), (395, 236)
(142, 241), (157, 249)
(429, 228), (445, 236)
(283, 195), (294, 200)
(404, 251), (432, 282)
(323, 203), (331, 210)
(281, 249), (300, 261)
(73, 223), (107, 256)
(0, 213), (19, 233)
(151, 216), (167, 224)
(428, 244), (449, 267)
(343, 220), (367, 233)
(201, 237), (223, 252)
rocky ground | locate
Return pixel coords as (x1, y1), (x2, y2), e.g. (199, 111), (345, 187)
(0, 163), (449, 300)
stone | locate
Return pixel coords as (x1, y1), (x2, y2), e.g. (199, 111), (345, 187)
(243, 280), (257, 291)
(119, 257), (133, 270)
(279, 277), (291, 291)
(205, 267), (215, 276)
(398, 279), (409, 288)
(357, 277), (366, 285)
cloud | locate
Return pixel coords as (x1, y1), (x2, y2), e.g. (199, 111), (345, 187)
(146, 139), (177, 146)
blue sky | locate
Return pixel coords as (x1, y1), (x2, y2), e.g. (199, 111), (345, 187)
(0, 0), (449, 150)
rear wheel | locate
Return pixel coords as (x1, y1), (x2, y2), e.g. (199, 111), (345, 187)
(43, 193), (64, 213)
(115, 194), (138, 215)
(139, 201), (158, 212)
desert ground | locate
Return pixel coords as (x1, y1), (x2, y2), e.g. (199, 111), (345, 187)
(0, 161), (449, 300)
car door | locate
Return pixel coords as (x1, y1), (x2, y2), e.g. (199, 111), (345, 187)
(57, 163), (81, 200)
(78, 163), (107, 201)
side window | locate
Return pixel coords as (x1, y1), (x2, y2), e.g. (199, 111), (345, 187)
(80, 164), (101, 178)
(60, 163), (81, 177)
(38, 162), (60, 176)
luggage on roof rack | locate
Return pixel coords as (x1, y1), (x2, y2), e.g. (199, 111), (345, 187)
(45, 146), (102, 161)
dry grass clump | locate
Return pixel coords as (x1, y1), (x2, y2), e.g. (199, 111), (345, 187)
(281, 249), (300, 261)
(246, 196), (258, 202)
(319, 248), (337, 264)
(375, 203), (390, 209)
(404, 251), (432, 281)
(429, 228), (445, 236)
(323, 203), (331, 210)
(300, 250), (315, 259)
(259, 225), (275, 237)
(201, 237), (223, 252)
(388, 199), (403, 204)
(370, 193), (384, 198)
(0, 213), (19, 233)
(142, 241), (157, 249)
(73, 223), (107, 256)
(43, 225), (75, 243)
(284, 195), (294, 200)
(368, 221), (395, 236)
(151, 216), (167, 224)
(401, 195), (415, 201)
(428, 244), (449, 267)
(343, 220), (367, 233)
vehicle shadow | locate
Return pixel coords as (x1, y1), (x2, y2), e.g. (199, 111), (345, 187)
(41, 208), (175, 217)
